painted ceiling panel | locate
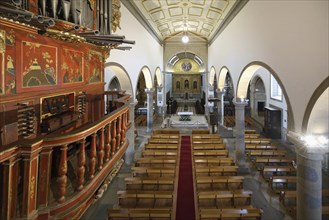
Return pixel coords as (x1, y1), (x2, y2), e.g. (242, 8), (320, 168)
(123, 0), (242, 42)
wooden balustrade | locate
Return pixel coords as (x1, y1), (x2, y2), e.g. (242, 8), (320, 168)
(0, 98), (131, 219)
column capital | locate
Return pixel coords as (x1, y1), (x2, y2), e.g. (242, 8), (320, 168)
(216, 88), (225, 94)
(287, 131), (328, 160)
(233, 100), (248, 108)
(145, 88), (155, 93)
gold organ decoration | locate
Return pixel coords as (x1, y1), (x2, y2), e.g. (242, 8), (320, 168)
(112, 0), (122, 32)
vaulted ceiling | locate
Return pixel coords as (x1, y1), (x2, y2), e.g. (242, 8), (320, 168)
(121, 0), (248, 44)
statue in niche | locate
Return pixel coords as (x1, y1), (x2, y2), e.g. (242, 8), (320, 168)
(184, 79), (189, 89)
(193, 81), (197, 89)
(176, 81), (180, 90)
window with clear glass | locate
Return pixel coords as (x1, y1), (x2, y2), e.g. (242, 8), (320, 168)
(270, 75), (282, 101)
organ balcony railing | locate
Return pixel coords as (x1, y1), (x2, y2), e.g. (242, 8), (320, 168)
(0, 94), (131, 220)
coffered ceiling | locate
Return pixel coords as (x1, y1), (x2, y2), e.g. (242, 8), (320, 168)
(121, 0), (248, 44)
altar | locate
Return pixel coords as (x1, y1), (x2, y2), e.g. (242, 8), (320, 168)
(169, 115), (208, 128)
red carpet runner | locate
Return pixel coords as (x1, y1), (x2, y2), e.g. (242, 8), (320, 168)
(176, 136), (195, 220)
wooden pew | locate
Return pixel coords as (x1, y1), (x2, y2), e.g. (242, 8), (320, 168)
(268, 176), (297, 193)
(192, 130), (210, 134)
(131, 167), (175, 177)
(195, 166), (238, 176)
(245, 138), (272, 144)
(193, 139), (224, 144)
(153, 129), (180, 134)
(247, 150), (287, 158)
(251, 157), (294, 170)
(196, 176), (244, 191)
(194, 158), (235, 166)
(142, 150), (177, 158)
(124, 177), (175, 191)
(261, 166), (296, 181)
(199, 208), (262, 220)
(144, 144), (178, 150)
(244, 134), (260, 139)
(192, 134), (221, 139)
(280, 189), (329, 206)
(193, 143), (226, 150)
(245, 129), (257, 134)
(117, 190), (173, 208)
(245, 144), (278, 151)
(150, 134), (180, 139)
(108, 208), (172, 220)
(197, 190), (253, 208)
(193, 149), (229, 157)
(135, 158), (176, 168)
(148, 139), (179, 144)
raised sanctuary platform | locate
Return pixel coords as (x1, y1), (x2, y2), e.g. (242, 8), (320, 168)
(169, 115), (208, 128)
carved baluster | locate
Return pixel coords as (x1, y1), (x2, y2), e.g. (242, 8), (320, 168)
(57, 144), (68, 203)
(98, 128), (105, 170)
(105, 122), (112, 161)
(116, 116), (122, 150)
(111, 119), (117, 155)
(121, 112), (126, 144)
(89, 133), (97, 179)
(77, 139), (86, 191)
(126, 109), (130, 125)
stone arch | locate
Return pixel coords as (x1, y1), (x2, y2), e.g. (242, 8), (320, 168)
(302, 77), (329, 135)
(236, 61), (295, 130)
(217, 66), (235, 94)
(104, 62), (133, 97)
(140, 66), (153, 89)
(209, 66), (216, 86)
(155, 67), (162, 87)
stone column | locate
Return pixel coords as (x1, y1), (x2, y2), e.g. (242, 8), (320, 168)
(233, 100), (248, 165)
(296, 144), (325, 220)
(145, 88), (154, 133)
(216, 88), (225, 126)
(287, 131), (329, 220)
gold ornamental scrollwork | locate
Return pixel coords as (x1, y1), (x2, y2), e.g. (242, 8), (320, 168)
(30, 176), (35, 199)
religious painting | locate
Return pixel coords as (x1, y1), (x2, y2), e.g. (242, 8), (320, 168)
(0, 28), (16, 95)
(21, 41), (57, 88)
(86, 50), (102, 83)
(62, 48), (83, 84)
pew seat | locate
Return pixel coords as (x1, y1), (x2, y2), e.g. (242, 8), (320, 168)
(142, 150), (177, 158)
(195, 166), (238, 176)
(150, 134), (180, 139)
(268, 176), (297, 193)
(144, 144), (178, 150)
(199, 208), (262, 220)
(148, 139), (179, 144)
(193, 144), (226, 150)
(124, 177), (175, 191)
(135, 158), (176, 168)
(196, 176), (244, 191)
(131, 167), (175, 177)
(244, 138), (271, 144)
(108, 208), (172, 220)
(192, 134), (221, 139)
(194, 158), (235, 166)
(251, 157), (294, 170)
(193, 139), (224, 144)
(261, 166), (296, 180)
(193, 150), (229, 157)
(247, 150), (287, 158)
(117, 191), (173, 208)
(197, 190), (253, 208)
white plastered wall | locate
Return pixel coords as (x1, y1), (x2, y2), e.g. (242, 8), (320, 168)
(208, 0), (329, 133)
(104, 4), (163, 102)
